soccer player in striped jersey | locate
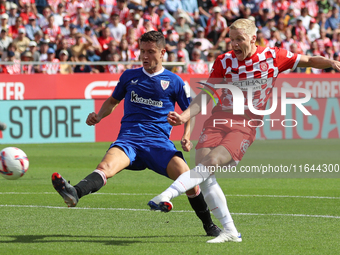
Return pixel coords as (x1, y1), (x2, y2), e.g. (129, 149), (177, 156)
(149, 18), (340, 243)
(51, 31), (221, 237)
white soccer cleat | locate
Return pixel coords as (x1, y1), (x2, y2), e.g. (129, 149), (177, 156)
(148, 194), (173, 212)
(206, 230), (242, 243)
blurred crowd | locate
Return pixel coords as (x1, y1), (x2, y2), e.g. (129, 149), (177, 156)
(0, 0), (339, 74)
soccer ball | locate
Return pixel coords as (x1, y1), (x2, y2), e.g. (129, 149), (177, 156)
(0, 147), (29, 180)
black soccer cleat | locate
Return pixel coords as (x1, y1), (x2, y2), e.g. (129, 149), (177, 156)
(52, 172), (79, 207)
(204, 224), (222, 237)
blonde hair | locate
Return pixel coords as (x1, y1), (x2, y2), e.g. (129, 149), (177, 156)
(229, 18), (257, 37)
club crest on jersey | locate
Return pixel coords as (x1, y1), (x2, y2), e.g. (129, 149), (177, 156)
(161, 80), (170, 90)
(240, 139), (250, 155)
(260, 62), (269, 72)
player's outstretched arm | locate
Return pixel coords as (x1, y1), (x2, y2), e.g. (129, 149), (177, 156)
(297, 55), (340, 71)
(181, 116), (195, 152)
(86, 96), (120, 126)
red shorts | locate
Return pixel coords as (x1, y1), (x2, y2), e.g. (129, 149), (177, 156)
(195, 112), (257, 163)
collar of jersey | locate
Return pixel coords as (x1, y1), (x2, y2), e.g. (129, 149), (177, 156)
(142, 67), (165, 77)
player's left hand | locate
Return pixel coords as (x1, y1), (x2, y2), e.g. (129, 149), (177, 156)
(331, 60), (340, 72)
(181, 138), (193, 152)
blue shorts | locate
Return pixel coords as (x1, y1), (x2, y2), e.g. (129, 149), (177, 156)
(109, 137), (184, 177)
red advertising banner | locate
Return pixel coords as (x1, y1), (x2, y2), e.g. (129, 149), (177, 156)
(1, 73), (339, 141)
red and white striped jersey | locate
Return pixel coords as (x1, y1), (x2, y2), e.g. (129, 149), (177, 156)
(106, 64), (125, 73)
(42, 25), (61, 43)
(111, 6), (130, 24)
(207, 46), (300, 119)
(41, 58), (60, 74)
(1, 60), (21, 74)
(205, 16), (228, 35)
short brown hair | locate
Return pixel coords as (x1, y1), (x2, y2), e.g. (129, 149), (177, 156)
(139, 31), (165, 49)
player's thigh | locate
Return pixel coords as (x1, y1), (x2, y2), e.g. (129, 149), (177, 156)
(166, 155), (190, 180)
(97, 146), (130, 178)
(166, 155), (199, 196)
(195, 147), (213, 165)
(200, 145), (233, 167)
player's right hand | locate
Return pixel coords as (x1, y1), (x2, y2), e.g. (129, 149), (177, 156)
(86, 112), (101, 126)
(167, 111), (184, 126)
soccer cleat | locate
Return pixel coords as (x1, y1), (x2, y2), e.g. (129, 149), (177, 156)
(206, 230), (242, 243)
(204, 224), (222, 237)
(52, 172), (79, 207)
(148, 194), (173, 212)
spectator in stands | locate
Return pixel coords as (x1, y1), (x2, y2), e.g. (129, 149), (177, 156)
(65, 0), (79, 17)
(305, 0), (319, 18)
(165, 30), (178, 53)
(54, 3), (65, 27)
(13, 28), (30, 53)
(19, 3), (35, 26)
(98, 26), (114, 51)
(41, 47), (60, 74)
(106, 52), (125, 73)
(256, 8), (270, 29)
(174, 39), (189, 62)
(0, 13), (9, 32)
(292, 18), (307, 40)
(108, 13), (127, 44)
(193, 26), (213, 52)
(197, 0), (213, 28)
(298, 7), (312, 30)
(118, 38), (136, 61)
(255, 29), (269, 47)
(38, 38), (50, 61)
(60, 16), (71, 36)
(84, 26), (102, 62)
(332, 32), (340, 53)
(187, 48), (209, 74)
(88, 7), (104, 34)
(226, 0), (244, 21)
(307, 18), (320, 42)
(2, 42), (20, 60)
(39, 6), (52, 28)
(112, 0), (130, 25)
(206, 51), (215, 62)
(28, 40), (40, 73)
(157, 4), (175, 25)
(161, 17), (178, 40)
(317, 28), (331, 52)
(100, 39), (117, 63)
(8, 3), (19, 27)
(268, 27), (282, 47)
(128, 0), (146, 10)
(1, 50), (21, 74)
(144, 2), (161, 30)
(325, 6), (340, 33)
(74, 53), (98, 73)
(71, 32), (94, 61)
(331, 52), (340, 73)
(126, 13), (144, 39)
(182, 0), (200, 25)
(9, 16), (25, 39)
(140, 14), (157, 35)
(174, 13), (190, 39)
(170, 50), (186, 73)
(205, 6), (228, 46)
(75, 13), (89, 34)
(21, 51), (34, 74)
(242, 0), (259, 16)
(282, 28), (295, 50)
(98, 0), (115, 20)
(42, 15), (61, 45)
(261, 18), (276, 40)
(55, 38), (73, 61)
(317, 9), (328, 30)
(183, 29), (194, 60)
(25, 15), (41, 41)
(317, 0), (332, 14)
(259, 0), (275, 19)
(59, 50), (73, 74)
(33, 30), (43, 47)
(165, 0), (183, 17)
(0, 28), (12, 54)
(35, 0), (48, 14)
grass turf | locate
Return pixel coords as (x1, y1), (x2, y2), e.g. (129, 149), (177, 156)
(0, 139), (339, 255)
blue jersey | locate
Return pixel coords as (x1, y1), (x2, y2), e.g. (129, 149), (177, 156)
(112, 67), (190, 139)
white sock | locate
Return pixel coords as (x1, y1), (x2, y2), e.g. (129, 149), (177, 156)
(199, 175), (238, 235)
(160, 164), (211, 200)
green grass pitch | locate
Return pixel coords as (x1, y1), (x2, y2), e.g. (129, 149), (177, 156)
(0, 139), (339, 255)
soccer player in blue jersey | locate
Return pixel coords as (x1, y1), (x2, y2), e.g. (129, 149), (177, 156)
(51, 31), (221, 237)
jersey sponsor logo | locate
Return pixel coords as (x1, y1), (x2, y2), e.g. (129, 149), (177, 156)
(240, 139), (250, 155)
(130, 91), (163, 107)
(161, 80), (170, 90)
(232, 78), (268, 90)
(260, 62), (269, 71)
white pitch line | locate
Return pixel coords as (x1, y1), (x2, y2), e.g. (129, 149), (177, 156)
(0, 204), (339, 219)
(0, 192), (339, 200)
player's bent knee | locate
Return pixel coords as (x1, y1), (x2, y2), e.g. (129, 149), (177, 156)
(96, 162), (116, 178)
